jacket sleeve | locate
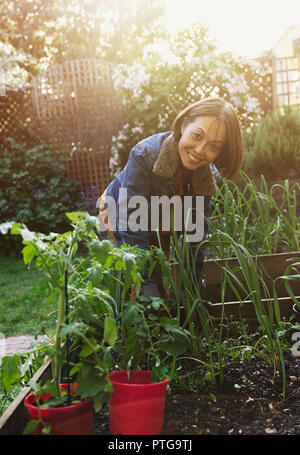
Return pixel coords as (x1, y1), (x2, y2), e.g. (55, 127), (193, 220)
(116, 145), (152, 250)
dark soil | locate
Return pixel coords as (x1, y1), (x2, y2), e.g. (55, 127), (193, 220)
(93, 353), (300, 436)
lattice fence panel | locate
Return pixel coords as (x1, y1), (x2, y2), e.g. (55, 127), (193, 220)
(29, 59), (125, 193)
(66, 149), (111, 194)
(0, 60), (124, 194)
(31, 60), (122, 152)
(0, 88), (36, 146)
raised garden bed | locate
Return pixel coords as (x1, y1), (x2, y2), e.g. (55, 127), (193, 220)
(0, 360), (51, 435)
(201, 252), (300, 324)
(3, 353), (299, 436)
(93, 352), (300, 435)
(1, 251), (299, 436)
(169, 252), (300, 328)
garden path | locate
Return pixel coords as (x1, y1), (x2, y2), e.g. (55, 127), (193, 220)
(0, 335), (46, 364)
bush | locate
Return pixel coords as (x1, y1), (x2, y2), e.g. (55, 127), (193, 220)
(243, 106), (300, 177)
(0, 138), (97, 255)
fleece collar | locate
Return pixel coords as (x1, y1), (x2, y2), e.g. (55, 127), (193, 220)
(152, 133), (218, 196)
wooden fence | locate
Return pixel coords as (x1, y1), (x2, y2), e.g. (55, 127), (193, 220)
(0, 59), (125, 194)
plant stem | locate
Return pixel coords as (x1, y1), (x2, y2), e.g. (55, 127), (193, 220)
(53, 287), (65, 395)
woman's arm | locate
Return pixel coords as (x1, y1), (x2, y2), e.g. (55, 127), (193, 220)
(116, 145), (153, 249)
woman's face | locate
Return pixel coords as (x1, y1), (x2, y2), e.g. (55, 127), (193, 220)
(178, 116), (226, 170)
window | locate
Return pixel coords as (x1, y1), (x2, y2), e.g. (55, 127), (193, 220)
(293, 38), (300, 56)
(278, 94), (289, 105)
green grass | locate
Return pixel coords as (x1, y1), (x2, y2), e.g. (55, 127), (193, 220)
(0, 255), (56, 336)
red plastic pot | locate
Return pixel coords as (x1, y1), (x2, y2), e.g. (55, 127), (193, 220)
(108, 370), (169, 435)
(24, 384), (93, 435)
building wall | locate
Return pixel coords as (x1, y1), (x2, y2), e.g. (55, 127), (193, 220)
(272, 25), (300, 58)
(271, 25), (300, 109)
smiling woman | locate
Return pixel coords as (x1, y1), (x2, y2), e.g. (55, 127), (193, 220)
(99, 96), (243, 300)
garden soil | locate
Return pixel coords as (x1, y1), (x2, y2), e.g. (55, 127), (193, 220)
(93, 354), (300, 436)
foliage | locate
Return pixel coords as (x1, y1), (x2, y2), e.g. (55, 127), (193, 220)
(160, 228), (298, 397)
(0, 213), (119, 422)
(110, 23), (272, 175)
(209, 173), (300, 255)
(243, 106), (300, 177)
(84, 236), (191, 379)
(0, 200), (297, 425)
(0, 0), (165, 89)
(0, 341), (48, 415)
(0, 138), (98, 254)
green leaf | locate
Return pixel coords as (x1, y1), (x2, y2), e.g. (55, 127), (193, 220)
(93, 391), (110, 412)
(0, 354), (21, 393)
(89, 239), (112, 265)
(80, 344), (95, 358)
(103, 316), (118, 346)
(10, 222), (23, 235)
(136, 325), (148, 338)
(20, 355), (33, 377)
(60, 322), (86, 338)
(22, 243), (38, 264)
(151, 297), (163, 310)
(123, 303), (139, 327)
(159, 316), (178, 329)
(23, 420), (40, 435)
(69, 364), (81, 376)
(41, 423), (52, 435)
(78, 373), (107, 399)
(89, 268), (101, 288)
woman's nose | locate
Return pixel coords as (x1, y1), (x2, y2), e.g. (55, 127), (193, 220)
(194, 143), (205, 156)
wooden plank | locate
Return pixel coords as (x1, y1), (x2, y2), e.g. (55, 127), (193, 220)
(203, 279), (300, 302)
(202, 295), (299, 320)
(0, 360), (52, 435)
(202, 252), (300, 302)
(204, 252), (300, 285)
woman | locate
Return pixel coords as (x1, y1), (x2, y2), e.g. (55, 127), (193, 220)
(99, 97), (243, 297)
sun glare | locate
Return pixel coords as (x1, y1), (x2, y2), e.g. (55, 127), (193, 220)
(164, 0), (300, 58)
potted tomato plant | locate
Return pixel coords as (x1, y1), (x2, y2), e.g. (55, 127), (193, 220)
(0, 213), (118, 435)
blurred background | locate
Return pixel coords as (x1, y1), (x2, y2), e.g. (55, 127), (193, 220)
(0, 0), (299, 242)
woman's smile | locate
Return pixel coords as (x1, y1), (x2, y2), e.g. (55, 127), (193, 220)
(186, 151), (205, 164)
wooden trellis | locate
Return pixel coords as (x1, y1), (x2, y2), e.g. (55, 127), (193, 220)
(66, 148), (112, 196)
(30, 59), (125, 193)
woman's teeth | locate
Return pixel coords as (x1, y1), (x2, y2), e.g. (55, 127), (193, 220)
(187, 152), (200, 162)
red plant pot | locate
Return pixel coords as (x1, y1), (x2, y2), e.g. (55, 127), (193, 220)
(108, 370), (169, 435)
(24, 384), (93, 435)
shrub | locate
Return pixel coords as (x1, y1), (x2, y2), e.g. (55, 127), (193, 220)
(243, 106), (300, 177)
(0, 138), (97, 254)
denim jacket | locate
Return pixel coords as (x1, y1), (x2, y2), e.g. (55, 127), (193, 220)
(105, 132), (220, 252)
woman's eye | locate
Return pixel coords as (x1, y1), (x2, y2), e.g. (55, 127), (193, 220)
(209, 144), (221, 152)
(192, 132), (202, 140)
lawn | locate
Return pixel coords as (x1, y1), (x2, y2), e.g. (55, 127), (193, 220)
(0, 255), (56, 337)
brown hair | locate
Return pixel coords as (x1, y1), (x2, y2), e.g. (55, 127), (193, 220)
(172, 97), (243, 179)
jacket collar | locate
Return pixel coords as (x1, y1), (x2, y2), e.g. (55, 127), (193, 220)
(152, 133), (218, 196)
